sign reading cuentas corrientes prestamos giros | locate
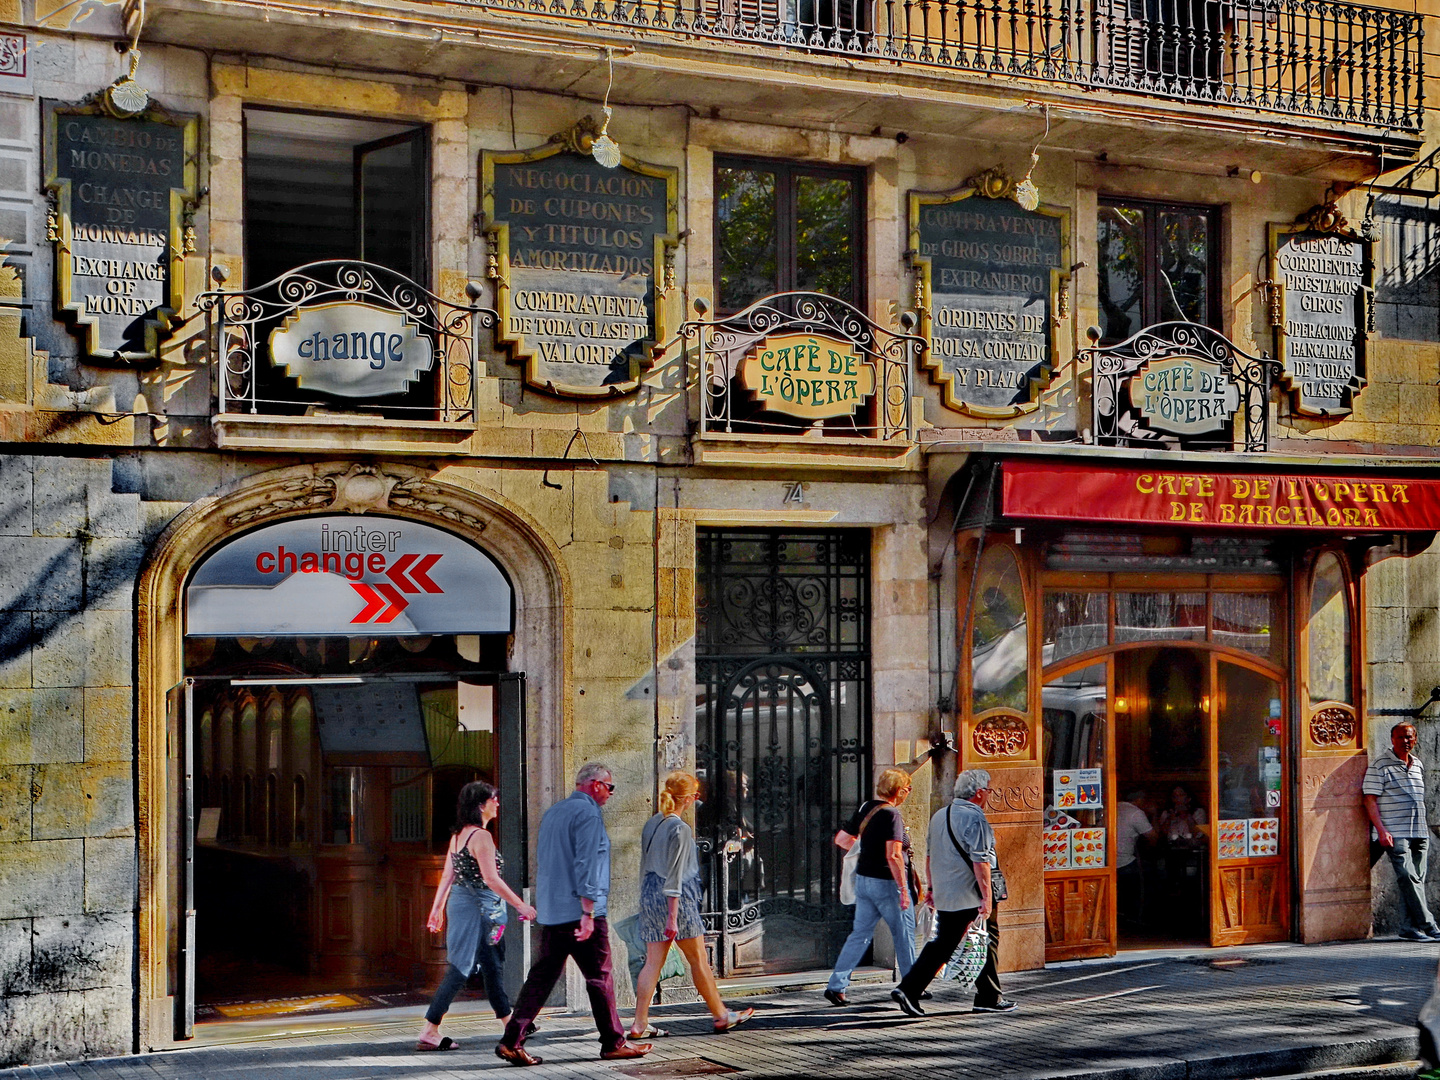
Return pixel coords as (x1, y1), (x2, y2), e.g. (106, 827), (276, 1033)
(482, 129), (678, 398)
(909, 175), (1068, 417)
(1268, 210), (1370, 416)
(43, 101), (197, 364)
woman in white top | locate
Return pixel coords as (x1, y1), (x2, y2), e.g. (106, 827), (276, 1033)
(629, 771), (754, 1039)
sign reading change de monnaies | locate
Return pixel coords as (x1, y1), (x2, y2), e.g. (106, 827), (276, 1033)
(1269, 218), (1370, 416)
(483, 132), (678, 398)
(44, 103), (197, 365)
(910, 182), (1068, 417)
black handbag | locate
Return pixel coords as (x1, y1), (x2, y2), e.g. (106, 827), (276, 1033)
(946, 804), (1008, 902)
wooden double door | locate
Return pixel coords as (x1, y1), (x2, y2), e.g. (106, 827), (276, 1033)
(1042, 645), (1290, 960)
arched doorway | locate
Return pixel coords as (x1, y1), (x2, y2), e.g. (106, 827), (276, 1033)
(135, 465), (571, 1048)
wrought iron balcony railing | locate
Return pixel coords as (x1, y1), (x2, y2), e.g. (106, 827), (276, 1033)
(197, 261), (497, 424)
(475, 0), (1422, 136)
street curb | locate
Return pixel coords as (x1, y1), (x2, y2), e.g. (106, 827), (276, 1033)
(1017, 1036), (1423, 1080)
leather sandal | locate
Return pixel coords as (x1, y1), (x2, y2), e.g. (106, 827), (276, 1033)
(600, 1041), (653, 1060)
(495, 1043), (544, 1067)
(416, 1036), (458, 1052)
(714, 1007), (755, 1033)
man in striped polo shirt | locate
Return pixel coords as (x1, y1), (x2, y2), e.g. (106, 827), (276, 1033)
(1363, 723), (1440, 942)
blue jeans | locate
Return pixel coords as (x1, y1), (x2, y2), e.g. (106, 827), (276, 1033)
(1387, 836), (1440, 934)
(827, 873), (917, 992)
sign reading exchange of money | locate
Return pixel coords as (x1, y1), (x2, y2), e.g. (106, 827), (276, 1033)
(483, 132), (678, 398)
(1269, 218), (1370, 416)
(910, 181), (1067, 417)
(44, 104), (197, 364)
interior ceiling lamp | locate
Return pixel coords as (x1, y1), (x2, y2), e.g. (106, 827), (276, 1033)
(1012, 105), (1049, 212)
(591, 48), (621, 169)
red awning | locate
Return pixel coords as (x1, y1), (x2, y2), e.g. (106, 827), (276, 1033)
(1001, 460), (1440, 531)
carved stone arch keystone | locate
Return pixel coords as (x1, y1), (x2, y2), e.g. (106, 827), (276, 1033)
(134, 461), (572, 1049)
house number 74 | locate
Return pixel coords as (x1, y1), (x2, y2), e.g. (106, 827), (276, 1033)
(784, 483), (804, 504)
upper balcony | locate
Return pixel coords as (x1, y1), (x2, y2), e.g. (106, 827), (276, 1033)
(146, 0), (1424, 154)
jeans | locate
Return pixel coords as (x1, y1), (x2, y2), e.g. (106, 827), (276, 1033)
(425, 925), (509, 1023)
(501, 917), (626, 1052)
(828, 874), (917, 992)
(897, 905), (1002, 1008)
(1387, 836), (1440, 934)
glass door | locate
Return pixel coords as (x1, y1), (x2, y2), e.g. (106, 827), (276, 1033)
(1210, 658), (1289, 944)
(1041, 661), (1115, 960)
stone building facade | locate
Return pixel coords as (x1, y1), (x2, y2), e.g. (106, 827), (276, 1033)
(0, 0), (1435, 1064)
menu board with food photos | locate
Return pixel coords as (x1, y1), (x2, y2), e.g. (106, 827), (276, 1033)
(1053, 768), (1103, 810)
(1247, 817), (1279, 856)
(1071, 828), (1106, 869)
(1043, 828), (1071, 872)
(1217, 820), (1248, 860)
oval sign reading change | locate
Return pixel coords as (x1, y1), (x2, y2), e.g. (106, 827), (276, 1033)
(269, 301), (435, 398)
(186, 515), (512, 636)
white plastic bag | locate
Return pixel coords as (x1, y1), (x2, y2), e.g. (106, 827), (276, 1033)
(940, 917), (990, 990)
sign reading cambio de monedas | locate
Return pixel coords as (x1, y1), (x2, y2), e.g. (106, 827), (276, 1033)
(268, 301), (435, 398)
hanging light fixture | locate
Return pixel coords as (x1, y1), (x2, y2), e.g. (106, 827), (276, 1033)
(590, 48), (622, 169)
(1012, 105), (1050, 212)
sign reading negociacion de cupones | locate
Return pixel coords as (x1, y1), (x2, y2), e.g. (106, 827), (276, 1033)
(43, 100), (197, 365)
(1268, 204), (1370, 416)
(482, 121), (679, 398)
(909, 168), (1069, 417)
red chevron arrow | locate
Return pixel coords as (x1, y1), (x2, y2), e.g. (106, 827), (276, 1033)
(408, 553), (443, 593)
(372, 583), (409, 624)
(350, 583), (386, 623)
(385, 553), (421, 594)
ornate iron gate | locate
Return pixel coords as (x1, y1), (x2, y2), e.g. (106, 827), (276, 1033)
(695, 529), (872, 976)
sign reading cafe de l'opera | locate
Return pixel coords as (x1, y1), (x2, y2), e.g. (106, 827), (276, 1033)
(43, 99), (198, 365)
(482, 123), (679, 399)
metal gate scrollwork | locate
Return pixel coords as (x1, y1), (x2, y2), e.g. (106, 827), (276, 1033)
(695, 530), (872, 976)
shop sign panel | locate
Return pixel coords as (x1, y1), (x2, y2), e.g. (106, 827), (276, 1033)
(1002, 460), (1440, 530)
(739, 333), (876, 419)
(43, 102), (198, 365)
(909, 170), (1069, 417)
(482, 125), (679, 398)
(269, 301), (434, 398)
(1268, 205), (1371, 416)
(1133, 354), (1239, 435)
(186, 515), (513, 636)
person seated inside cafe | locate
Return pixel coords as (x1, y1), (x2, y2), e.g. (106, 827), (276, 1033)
(1156, 785), (1207, 846)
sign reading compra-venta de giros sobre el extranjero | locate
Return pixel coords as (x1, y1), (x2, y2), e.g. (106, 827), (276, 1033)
(1268, 214), (1370, 417)
(909, 181), (1068, 417)
(482, 135), (678, 398)
(44, 102), (197, 364)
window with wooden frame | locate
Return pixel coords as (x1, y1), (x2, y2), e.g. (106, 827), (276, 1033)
(713, 157), (865, 314)
(1302, 549), (1358, 750)
(1097, 198), (1220, 345)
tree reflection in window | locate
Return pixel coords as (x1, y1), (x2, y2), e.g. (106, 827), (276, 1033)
(972, 546), (1028, 713)
(1308, 553), (1352, 706)
(1043, 591), (1108, 665)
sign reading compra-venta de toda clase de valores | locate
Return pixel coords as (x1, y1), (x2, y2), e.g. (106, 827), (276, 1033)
(482, 130), (678, 398)
(43, 101), (197, 365)
(909, 176), (1068, 418)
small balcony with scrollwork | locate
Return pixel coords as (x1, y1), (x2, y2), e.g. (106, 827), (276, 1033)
(674, 291), (923, 469)
(197, 261), (497, 455)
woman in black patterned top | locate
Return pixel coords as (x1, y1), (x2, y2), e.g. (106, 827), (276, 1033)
(417, 781), (536, 1052)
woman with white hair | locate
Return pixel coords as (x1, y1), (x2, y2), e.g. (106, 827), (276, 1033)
(891, 768), (1015, 1018)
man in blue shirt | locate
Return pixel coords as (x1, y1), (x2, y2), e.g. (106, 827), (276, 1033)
(496, 762), (652, 1066)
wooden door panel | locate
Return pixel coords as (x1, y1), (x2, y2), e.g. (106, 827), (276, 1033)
(1215, 862), (1285, 943)
(1044, 874), (1112, 960)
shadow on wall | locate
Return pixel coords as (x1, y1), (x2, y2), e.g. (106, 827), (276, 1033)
(1373, 195), (1440, 343)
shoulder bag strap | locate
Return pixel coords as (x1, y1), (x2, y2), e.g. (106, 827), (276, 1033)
(856, 801), (886, 841)
(945, 803), (970, 862)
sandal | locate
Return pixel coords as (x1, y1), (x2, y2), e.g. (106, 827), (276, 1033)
(713, 1007), (755, 1033)
(496, 1043), (544, 1067)
(627, 1024), (669, 1039)
(416, 1036), (459, 1051)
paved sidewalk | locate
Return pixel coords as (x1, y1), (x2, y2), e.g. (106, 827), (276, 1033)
(0, 939), (1433, 1080)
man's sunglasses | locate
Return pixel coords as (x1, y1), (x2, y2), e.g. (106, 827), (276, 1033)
(596, 781), (616, 793)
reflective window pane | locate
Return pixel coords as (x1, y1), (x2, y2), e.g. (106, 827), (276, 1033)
(1043, 591), (1108, 664)
(1098, 205), (1144, 342)
(972, 546), (1028, 713)
(1308, 553), (1352, 706)
(1157, 210), (1211, 324)
(1217, 662), (1284, 832)
(795, 175), (855, 301)
(1212, 593), (1275, 659)
(1042, 663), (1108, 837)
(1114, 592), (1206, 644)
(716, 167), (778, 312)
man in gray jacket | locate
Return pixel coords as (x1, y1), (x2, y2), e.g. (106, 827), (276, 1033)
(891, 768), (1015, 1017)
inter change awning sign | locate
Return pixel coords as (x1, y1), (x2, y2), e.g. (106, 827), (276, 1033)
(186, 515), (513, 636)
